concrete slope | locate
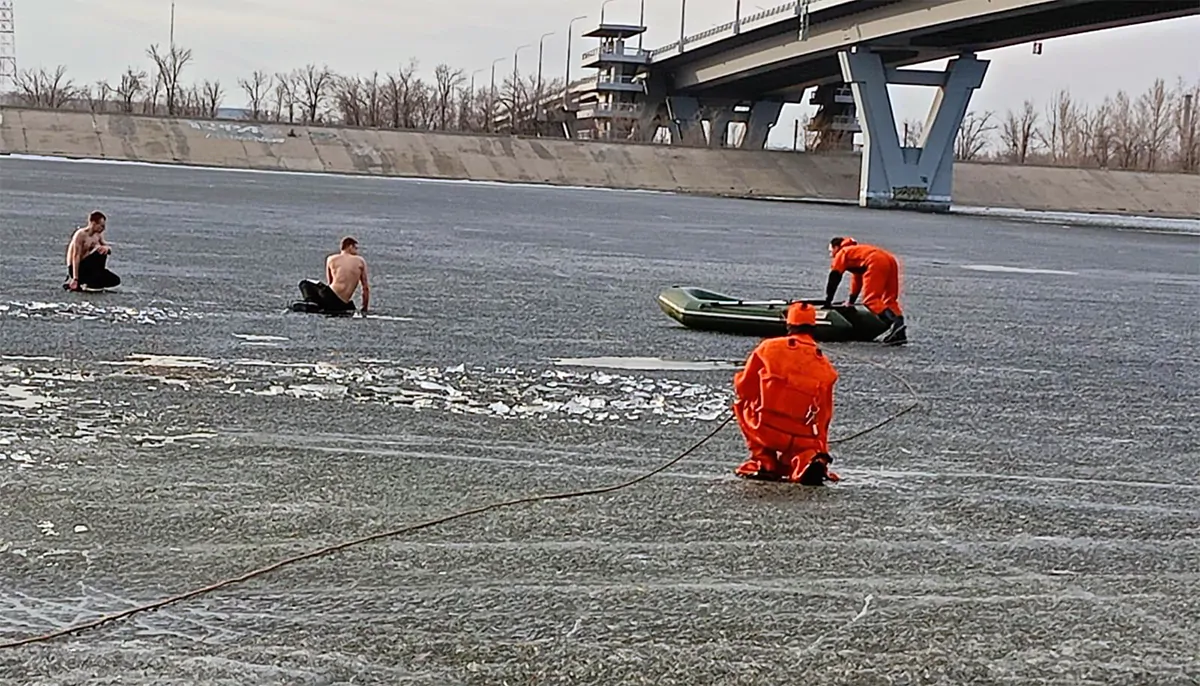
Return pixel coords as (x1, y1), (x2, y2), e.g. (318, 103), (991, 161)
(2, 107), (1197, 218)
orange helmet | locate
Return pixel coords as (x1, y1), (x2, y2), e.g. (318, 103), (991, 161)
(786, 302), (817, 327)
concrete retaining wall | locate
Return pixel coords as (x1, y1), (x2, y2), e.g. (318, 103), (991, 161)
(2, 107), (1197, 219)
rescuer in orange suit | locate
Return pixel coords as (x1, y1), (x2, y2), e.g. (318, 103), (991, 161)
(824, 236), (907, 345)
(733, 302), (841, 485)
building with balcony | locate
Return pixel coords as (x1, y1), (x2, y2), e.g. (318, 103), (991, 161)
(577, 22), (650, 140)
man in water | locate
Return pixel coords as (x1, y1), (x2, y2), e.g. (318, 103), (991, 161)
(732, 302), (841, 485)
(64, 210), (121, 291)
(296, 236), (371, 314)
(824, 236), (906, 345)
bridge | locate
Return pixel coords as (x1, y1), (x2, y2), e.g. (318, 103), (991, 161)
(492, 0), (1199, 212)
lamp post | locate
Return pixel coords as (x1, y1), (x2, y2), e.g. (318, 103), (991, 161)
(489, 57), (506, 133)
(564, 14), (588, 110)
(513, 43), (531, 132)
(468, 68), (484, 129)
(679, 0), (687, 54)
(600, 0), (618, 23)
(536, 31), (554, 103)
(638, 0), (646, 50)
(735, 0), (741, 34)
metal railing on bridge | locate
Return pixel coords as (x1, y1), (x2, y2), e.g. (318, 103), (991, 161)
(581, 45), (654, 62)
(652, 1), (801, 56)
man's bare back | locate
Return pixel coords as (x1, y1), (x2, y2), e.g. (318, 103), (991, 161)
(325, 237), (370, 312)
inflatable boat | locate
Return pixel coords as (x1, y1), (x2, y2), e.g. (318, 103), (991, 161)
(656, 286), (890, 342)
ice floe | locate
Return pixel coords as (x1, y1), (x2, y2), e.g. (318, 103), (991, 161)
(0, 300), (207, 325)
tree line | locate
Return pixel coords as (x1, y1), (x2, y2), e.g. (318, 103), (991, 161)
(915, 78), (1198, 173)
(6, 43), (1198, 173)
(6, 44), (565, 136)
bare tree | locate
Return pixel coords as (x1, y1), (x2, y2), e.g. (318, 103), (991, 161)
(202, 80), (224, 118)
(433, 63), (465, 130)
(1110, 90), (1140, 169)
(383, 59), (423, 129)
(1172, 77), (1199, 172)
(901, 118), (924, 148)
(1000, 100), (1039, 164)
(114, 68), (147, 113)
(13, 66), (78, 109)
(295, 64), (334, 123)
(362, 72), (385, 128)
(239, 70), (271, 120)
(1078, 98), (1112, 168)
(143, 74), (163, 115)
(955, 110), (995, 161)
(456, 84), (475, 131)
(86, 80), (113, 112)
(334, 75), (364, 126)
(1135, 78), (1173, 171)
(146, 43), (194, 116)
(271, 72), (296, 123)
(1037, 90), (1079, 164)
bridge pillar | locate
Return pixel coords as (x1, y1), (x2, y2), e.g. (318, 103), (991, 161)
(740, 100), (783, 149)
(667, 95), (707, 146)
(838, 47), (989, 212)
(635, 76), (670, 143)
(703, 102), (737, 148)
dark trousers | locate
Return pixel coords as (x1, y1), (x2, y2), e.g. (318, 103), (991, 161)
(65, 251), (121, 290)
(298, 279), (355, 312)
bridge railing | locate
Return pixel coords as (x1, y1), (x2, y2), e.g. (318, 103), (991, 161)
(650, 0), (861, 58)
(651, 1), (799, 56)
(581, 46), (654, 61)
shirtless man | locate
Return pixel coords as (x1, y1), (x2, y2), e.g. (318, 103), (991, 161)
(64, 211), (121, 291)
(297, 236), (370, 314)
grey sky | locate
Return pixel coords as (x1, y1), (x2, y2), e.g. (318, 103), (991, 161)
(13, 0), (1200, 147)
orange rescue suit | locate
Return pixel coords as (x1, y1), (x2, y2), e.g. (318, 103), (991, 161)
(733, 333), (839, 482)
(828, 243), (903, 317)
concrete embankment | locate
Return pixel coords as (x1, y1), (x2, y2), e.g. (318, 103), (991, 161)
(2, 107), (1197, 218)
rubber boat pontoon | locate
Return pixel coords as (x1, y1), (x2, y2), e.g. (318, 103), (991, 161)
(656, 286), (890, 342)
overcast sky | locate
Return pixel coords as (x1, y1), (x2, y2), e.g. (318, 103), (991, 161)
(13, 0), (1200, 146)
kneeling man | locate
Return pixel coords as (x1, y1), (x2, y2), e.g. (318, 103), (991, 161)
(64, 210), (121, 291)
(297, 236), (370, 314)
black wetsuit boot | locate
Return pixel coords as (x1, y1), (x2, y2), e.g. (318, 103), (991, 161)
(878, 309), (908, 346)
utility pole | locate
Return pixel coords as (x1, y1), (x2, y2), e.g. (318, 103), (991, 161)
(468, 68), (483, 130)
(513, 43), (531, 133)
(638, 0), (646, 50)
(679, 0), (687, 54)
(489, 57), (506, 133)
(1185, 93), (1196, 171)
(564, 15), (588, 110)
(170, 2), (175, 48)
(536, 32), (554, 104)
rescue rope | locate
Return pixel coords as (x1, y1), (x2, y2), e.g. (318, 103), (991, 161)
(0, 352), (923, 650)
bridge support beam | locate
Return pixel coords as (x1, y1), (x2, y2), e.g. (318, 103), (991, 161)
(741, 100), (783, 149)
(667, 96), (707, 146)
(838, 48), (989, 212)
(703, 102), (737, 148)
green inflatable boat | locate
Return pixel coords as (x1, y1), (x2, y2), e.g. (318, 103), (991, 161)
(656, 286), (890, 342)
